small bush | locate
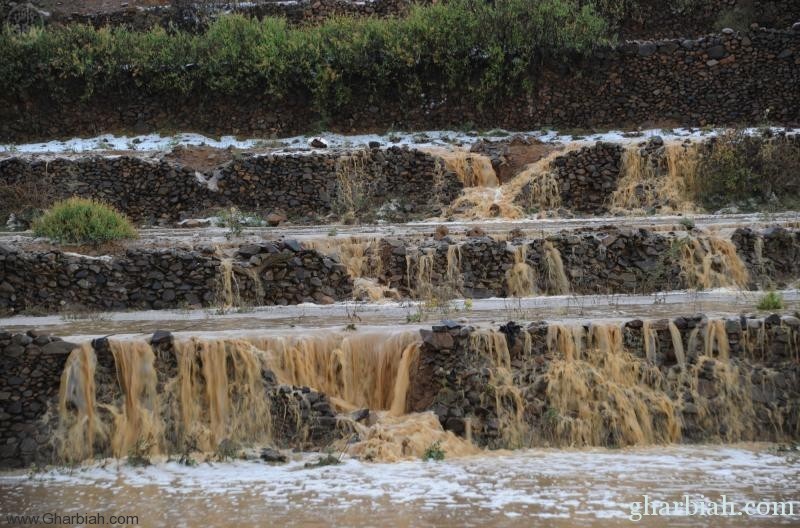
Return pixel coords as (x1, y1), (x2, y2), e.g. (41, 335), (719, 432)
(757, 291), (784, 311)
(422, 440), (445, 461)
(692, 131), (800, 211)
(32, 198), (137, 244)
(216, 207), (264, 239)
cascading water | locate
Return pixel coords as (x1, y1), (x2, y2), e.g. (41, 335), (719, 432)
(679, 235), (750, 290)
(406, 248), (436, 300)
(506, 245), (536, 297)
(541, 241), (570, 295)
(609, 142), (700, 214)
(542, 323), (681, 447)
(49, 316), (794, 465)
(303, 237), (398, 301)
(253, 331), (418, 413)
(425, 149), (499, 188)
(56, 344), (102, 462)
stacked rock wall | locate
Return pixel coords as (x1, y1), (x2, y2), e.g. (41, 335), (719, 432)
(0, 147), (461, 224)
(0, 332), (77, 469)
(408, 315), (800, 447)
(3, 30), (798, 142)
(0, 242), (352, 314)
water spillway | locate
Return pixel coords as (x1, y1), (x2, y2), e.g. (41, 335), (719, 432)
(3, 315), (798, 469)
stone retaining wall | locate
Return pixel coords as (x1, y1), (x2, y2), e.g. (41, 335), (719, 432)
(0, 242), (353, 315)
(382, 226), (800, 298)
(2, 226), (799, 315)
(609, 0), (800, 38)
(0, 331), (78, 469)
(2, 315), (799, 467)
(3, 30), (798, 142)
(409, 315), (800, 447)
(0, 147), (461, 224)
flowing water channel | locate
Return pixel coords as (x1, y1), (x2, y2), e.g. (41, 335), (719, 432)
(3, 131), (800, 527)
(2, 445), (798, 527)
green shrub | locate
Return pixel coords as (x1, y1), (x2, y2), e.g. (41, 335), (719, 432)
(422, 440), (446, 461)
(0, 0), (612, 112)
(216, 207), (264, 239)
(33, 198), (137, 244)
(757, 291), (784, 311)
(693, 131), (800, 210)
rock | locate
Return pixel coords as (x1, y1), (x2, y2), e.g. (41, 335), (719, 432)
(466, 227), (486, 238)
(638, 42), (657, 56)
(445, 417), (466, 435)
(368, 141), (381, 149)
(151, 330), (173, 346)
(792, 22), (800, 32)
(260, 447), (287, 463)
(351, 408), (370, 422)
(238, 244), (262, 258)
(309, 138), (327, 148)
(312, 292), (335, 305)
(707, 45), (726, 60)
(267, 212), (287, 226)
(284, 239), (302, 252)
(421, 329), (454, 349)
(178, 219), (211, 228)
(91, 336), (110, 353)
(19, 438), (38, 455)
(41, 340), (79, 355)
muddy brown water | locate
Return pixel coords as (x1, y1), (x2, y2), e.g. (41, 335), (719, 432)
(1, 445), (797, 527)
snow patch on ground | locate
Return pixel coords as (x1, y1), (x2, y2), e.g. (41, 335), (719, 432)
(3, 128), (797, 156)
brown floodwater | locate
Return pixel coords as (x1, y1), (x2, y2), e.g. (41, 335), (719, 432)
(1, 445), (797, 527)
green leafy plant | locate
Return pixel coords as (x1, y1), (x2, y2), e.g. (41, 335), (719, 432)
(32, 197), (137, 245)
(692, 130), (800, 211)
(757, 291), (784, 311)
(422, 440), (446, 461)
(216, 207), (263, 239)
(0, 1), (611, 113)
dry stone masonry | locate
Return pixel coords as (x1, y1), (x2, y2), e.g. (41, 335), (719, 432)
(3, 226), (800, 314)
(0, 147), (462, 224)
(4, 313), (799, 468)
(2, 29), (798, 142)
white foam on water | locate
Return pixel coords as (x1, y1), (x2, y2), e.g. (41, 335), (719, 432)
(2, 444), (797, 526)
(3, 128), (796, 156)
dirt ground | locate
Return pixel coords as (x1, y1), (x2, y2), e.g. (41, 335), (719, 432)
(162, 144), (236, 172)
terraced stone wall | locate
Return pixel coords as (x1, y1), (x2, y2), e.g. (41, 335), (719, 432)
(0, 147), (461, 224)
(3, 30), (798, 142)
(0, 242), (353, 315)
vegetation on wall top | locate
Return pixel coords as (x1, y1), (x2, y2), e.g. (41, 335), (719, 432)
(0, 0), (611, 112)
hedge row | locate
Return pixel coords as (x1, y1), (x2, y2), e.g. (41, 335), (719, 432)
(0, 0), (611, 111)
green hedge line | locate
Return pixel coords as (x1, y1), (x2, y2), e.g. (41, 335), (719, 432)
(0, 0), (612, 111)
